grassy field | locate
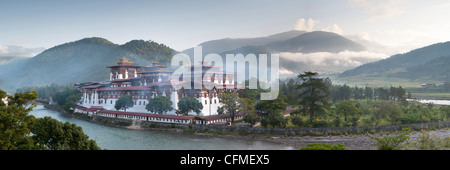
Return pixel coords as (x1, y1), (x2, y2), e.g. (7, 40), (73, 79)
(327, 75), (424, 88)
(325, 75), (450, 100)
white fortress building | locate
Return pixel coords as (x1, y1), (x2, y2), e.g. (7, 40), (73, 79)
(74, 57), (239, 117)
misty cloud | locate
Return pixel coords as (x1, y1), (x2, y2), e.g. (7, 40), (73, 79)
(322, 24), (343, 35)
(0, 45), (46, 57)
(278, 50), (389, 74)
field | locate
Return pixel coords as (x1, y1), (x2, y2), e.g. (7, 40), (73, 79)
(411, 93), (450, 100)
(326, 75), (450, 100)
(327, 75), (424, 88)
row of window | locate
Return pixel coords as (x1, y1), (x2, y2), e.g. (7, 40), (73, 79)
(86, 100), (147, 106)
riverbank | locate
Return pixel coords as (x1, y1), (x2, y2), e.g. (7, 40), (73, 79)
(38, 102), (450, 150)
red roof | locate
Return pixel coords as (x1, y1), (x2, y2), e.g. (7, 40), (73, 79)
(200, 112), (244, 121)
(106, 65), (148, 68)
(82, 84), (105, 89)
(98, 86), (153, 91)
(97, 110), (195, 120)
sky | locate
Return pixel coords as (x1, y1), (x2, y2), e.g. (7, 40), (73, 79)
(1, 0), (450, 56)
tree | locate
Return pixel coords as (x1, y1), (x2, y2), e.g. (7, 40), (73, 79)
(0, 91), (39, 150)
(335, 100), (360, 122)
(30, 116), (101, 150)
(176, 97), (203, 116)
(115, 95), (134, 112)
(297, 72), (330, 119)
(378, 101), (403, 125)
(219, 93), (240, 123)
(0, 89), (101, 150)
(290, 114), (305, 127)
(238, 98), (255, 115)
(53, 89), (82, 112)
(243, 112), (259, 127)
(146, 96), (173, 114)
(364, 86), (373, 102)
(255, 94), (288, 116)
(0, 89), (6, 106)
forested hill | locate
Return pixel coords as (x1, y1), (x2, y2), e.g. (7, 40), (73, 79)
(339, 41), (450, 81)
(0, 37), (176, 92)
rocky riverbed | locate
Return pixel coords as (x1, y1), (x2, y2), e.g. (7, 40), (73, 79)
(200, 128), (450, 150)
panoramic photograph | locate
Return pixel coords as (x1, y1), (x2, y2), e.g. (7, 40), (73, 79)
(1, 0), (450, 164)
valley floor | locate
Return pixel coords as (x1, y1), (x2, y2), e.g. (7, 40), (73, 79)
(199, 128), (450, 150)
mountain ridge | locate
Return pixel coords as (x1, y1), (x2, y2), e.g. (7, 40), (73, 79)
(339, 41), (450, 82)
(0, 37), (176, 91)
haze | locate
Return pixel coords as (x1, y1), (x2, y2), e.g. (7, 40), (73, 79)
(1, 0), (450, 56)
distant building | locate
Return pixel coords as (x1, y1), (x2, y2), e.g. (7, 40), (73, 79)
(421, 83), (434, 89)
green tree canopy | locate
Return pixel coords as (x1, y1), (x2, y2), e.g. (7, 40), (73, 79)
(30, 116), (101, 150)
(0, 91), (38, 150)
(146, 96), (173, 115)
(0, 89), (101, 150)
(219, 93), (240, 123)
(115, 95), (134, 112)
(335, 100), (360, 122)
(176, 97), (203, 116)
(255, 94), (288, 116)
(297, 72), (330, 119)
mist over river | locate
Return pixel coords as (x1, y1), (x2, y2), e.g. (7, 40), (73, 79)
(29, 105), (292, 150)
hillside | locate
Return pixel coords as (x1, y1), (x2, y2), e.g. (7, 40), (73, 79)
(183, 30), (368, 76)
(0, 56), (30, 65)
(267, 31), (366, 53)
(340, 41), (450, 78)
(391, 55), (450, 81)
(182, 30), (306, 56)
(0, 37), (176, 92)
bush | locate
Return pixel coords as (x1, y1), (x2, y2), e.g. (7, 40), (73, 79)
(290, 115), (305, 127)
(300, 143), (347, 150)
(406, 131), (450, 150)
(308, 118), (329, 128)
(371, 129), (410, 150)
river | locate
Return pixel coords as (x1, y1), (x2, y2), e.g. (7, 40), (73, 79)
(29, 105), (292, 150)
(415, 99), (450, 105)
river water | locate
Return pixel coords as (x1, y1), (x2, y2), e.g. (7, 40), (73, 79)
(415, 99), (450, 106)
(29, 105), (292, 150)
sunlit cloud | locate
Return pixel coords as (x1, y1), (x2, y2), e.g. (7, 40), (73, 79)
(294, 18), (319, 32)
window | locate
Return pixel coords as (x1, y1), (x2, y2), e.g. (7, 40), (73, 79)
(205, 100), (207, 104)
(139, 101), (141, 105)
(143, 101), (146, 105)
(110, 100), (112, 104)
(214, 100), (216, 104)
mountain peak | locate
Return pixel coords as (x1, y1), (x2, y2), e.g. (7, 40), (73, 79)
(74, 37), (116, 45)
(267, 31), (366, 53)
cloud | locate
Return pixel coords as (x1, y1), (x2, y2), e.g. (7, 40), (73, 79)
(279, 68), (295, 75)
(278, 50), (389, 74)
(294, 18), (318, 32)
(322, 24), (343, 35)
(0, 45), (46, 57)
(348, 0), (405, 21)
(295, 18), (343, 35)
